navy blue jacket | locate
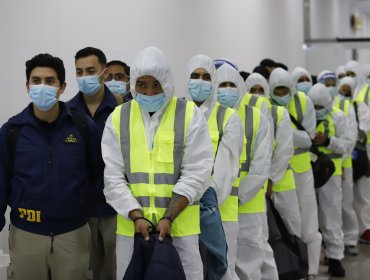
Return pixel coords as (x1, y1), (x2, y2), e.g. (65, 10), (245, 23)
(68, 86), (118, 217)
(123, 233), (186, 280)
(0, 102), (99, 236)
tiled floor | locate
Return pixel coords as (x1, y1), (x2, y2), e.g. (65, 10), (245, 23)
(317, 244), (370, 280)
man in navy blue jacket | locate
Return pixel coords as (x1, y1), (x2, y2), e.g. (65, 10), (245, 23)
(69, 47), (121, 280)
(0, 53), (99, 280)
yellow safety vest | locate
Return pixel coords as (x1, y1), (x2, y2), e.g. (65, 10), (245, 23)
(316, 108), (343, 176)
(270, 105), (296, 192)
(236, 104), (265, 214)
(112, 97), (200, 237)
(355, 84), (370, 145)
(287, 91), (312, 173)
(207, 103), (238, 222)
(333, 97), (352, 169)
(240, 93), (271, 110)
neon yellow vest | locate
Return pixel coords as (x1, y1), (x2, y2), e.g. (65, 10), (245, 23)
(112, 97), (200, 237)
(355, 84), (370, 145)
(288, 91), (312, 173)
(240, 93), (271, 110)
(207, 103), (238, 222)
(236, 104), (265, 214)
(333, 97), (352, 169)
(316, 108), (343, 176)
(270, 105), (296, 192)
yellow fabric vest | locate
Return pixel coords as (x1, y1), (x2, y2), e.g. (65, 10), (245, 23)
(288, 91), (312, 173)
(333, 97), (352, 169)
(316, 108), (343, 176)
(270, 105), (296, 192)
(207, 103), (238, 222)
(355, 84), (370, 145)
(112, 97), (199, 237)
(240, 93), (271, 110)
(236, 104), (265, 214)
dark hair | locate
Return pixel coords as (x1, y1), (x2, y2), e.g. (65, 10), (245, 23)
(260, 58), (276, 68)
(107, 60), (130, 77)
(239, 71), (250, 81)
(75, 47), (107, 67)
(276, 62), (288, 71)
(253, 66), (270, 80)
(26, 53), (65, 84)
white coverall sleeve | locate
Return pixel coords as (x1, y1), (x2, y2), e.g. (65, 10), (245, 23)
(344, 106), (358, 156)
(102, 114), (142, 219)
(327, 112), (350, 155)
(270, 109), (294, 185)
(238, 112), (272, 205)
(358, 102), (370, 133)
(292, 96), (316, 148)
(173, 106), (214, 204)
(211, 113), (244, 206)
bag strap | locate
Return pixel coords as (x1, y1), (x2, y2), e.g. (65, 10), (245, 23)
(353, 101), (360, 129)
(6, 122), (21, 172)
(267, 198), (291, 239)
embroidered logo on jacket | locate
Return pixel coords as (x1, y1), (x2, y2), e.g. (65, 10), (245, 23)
(18, 208), (41, 223)
(64, 134), (78, 143)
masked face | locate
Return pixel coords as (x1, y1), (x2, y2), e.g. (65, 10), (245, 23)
(217, 87), (239, 108)
(315, 108), (329, 120)
(271, 86), (291, 106)
(297, 82), (312, 95)
(105, 80), (128, 96)
(135, 92), (166, 113)
(29, 84), (59, 111)
(188, 79), (212, 102)
(77, 73), (104, 96)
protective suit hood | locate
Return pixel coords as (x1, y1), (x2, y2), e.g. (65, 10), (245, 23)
(291, 66), (312, 85)
(307, 83), (332, 110)
(130, 46), (174, 101)
(215, 63), (246, 108)
(338, 76), (355, 95)
(335, 65), (346, 79)
(245, 73), (269, 97)
(269, 68), (296, 96)
(185, 54), (217, 109)
(317, 70), (336, 84)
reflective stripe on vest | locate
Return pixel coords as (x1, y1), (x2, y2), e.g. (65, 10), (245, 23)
(316, 110), (343, 176)
(355, 84), (370, 144)
(288, 92), (311, 173)
(271, 105), (297, 192)
(236, 105), (265, 214)
(113, 97), (200, 237)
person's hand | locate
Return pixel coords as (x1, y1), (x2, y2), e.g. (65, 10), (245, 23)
(157, 218), (172, 242)
(265, 179), (273, 198)
(313, 133), (327, 145)
(134, 219), (150, 241)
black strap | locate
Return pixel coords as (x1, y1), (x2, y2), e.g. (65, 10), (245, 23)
(6, 122), (21, 171)
(353, 101), (360, 128)
(289, 113), (305, 131)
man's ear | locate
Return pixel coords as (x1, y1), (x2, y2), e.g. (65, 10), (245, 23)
(26, 81), (30, 93)
(59, 82), (67, 95)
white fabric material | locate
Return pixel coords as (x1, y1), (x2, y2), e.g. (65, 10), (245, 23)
(363, 64), (370, 79)
(355, 102), (370, 133)
(269, 67), (316, 149)
(336, 65), (346, 79)
(307, 83), (332, 110)
(354, 176), (370, 234)
(342, 167), (359, 246)
(116, 235), (203, 280)
(215, 63), (272, 204)
(185, 54), (244, 205)
(317, 70), (335, 84)
(345, 60), (365, 97)
(245, 73), (269, 97)
(294, 170), (322, 275)
(317, 176), (344, 259)
(221, 222), (239, 280)
(338, 76), (355, 94)
(102, 47), (214, 218)
(261, 211), (279, 280)
(272, 190), (302, 237)
(291, 66), (313, 85)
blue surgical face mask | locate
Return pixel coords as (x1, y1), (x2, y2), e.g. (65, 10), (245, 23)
(105, 80), (128, 96)
(327, 86), (337, 98)
(217, 87), (239, 108)
(297, 82), (312, 95)
(187, 79), (212, 102)
(29, 84), (59, 111)
(270, 92), (291, 106)
(77, 74), (103, 96)
(136, 93), (166, 113)
(315, 108), (328, 120)
(338, 91), (352, 101)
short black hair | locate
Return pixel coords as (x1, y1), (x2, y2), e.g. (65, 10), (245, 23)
(239, 71), (250, 81)
(276, 62), (288, 71)
(260, 58), (276, 68)
(253, 66), (270, 80)
(75, 47), (107, 67)
(107, 60), (130, 77)
(26, 53), (65, 84)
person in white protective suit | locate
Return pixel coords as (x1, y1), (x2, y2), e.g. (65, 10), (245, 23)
(336, 65), (346, 80)
(214, 63), (274, 280)
(308, 83), (350, 277)
(317, 72), (360, 255)
(269, 68), (322, 280)
(245, 73), (300, 280)
(185, 54), (244, 280)
(345, 60), (365, 97)
(101, 46), (214, 280)
(291, 66), (313, 95)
